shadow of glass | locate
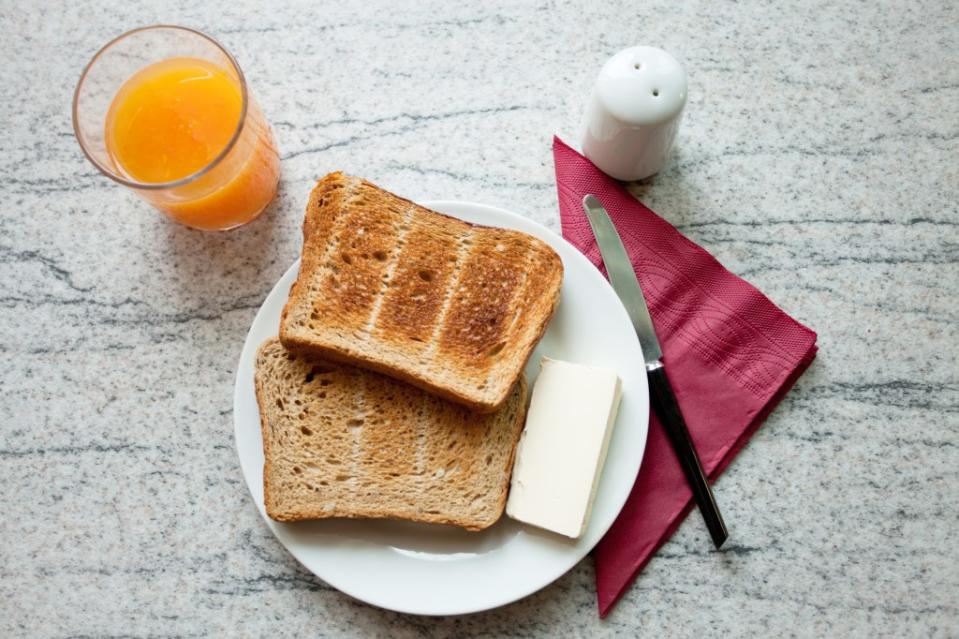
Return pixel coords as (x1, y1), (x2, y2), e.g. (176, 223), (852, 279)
(158, 181), (294, 311)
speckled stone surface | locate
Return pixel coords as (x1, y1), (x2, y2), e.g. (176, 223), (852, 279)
(2, 1), (957, 637)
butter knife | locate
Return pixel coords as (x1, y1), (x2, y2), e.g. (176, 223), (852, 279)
(582, 194), (728, 549)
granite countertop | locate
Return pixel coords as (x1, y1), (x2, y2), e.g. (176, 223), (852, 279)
(2, 1), (957, 637)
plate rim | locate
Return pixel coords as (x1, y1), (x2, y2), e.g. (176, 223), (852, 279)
(233, 199), (649, 615)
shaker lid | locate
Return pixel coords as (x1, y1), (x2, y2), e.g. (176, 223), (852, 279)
(595, 46), (687, 126)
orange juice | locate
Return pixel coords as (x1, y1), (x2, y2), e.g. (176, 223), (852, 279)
(105, 57), (279, 230)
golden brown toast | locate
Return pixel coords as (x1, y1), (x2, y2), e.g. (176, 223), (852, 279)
(279, 172), (563, 413)
(255, 338), (527, 530)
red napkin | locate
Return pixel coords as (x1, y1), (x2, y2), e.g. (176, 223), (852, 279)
(552, 137), (818, 617)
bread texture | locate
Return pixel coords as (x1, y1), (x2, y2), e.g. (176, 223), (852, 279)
(279, 172), (563, 413)
(255, 337), (528, 531)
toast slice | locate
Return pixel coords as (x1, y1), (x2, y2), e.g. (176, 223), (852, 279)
(279, 172), (563, 413)
(255, 337), (528, 530)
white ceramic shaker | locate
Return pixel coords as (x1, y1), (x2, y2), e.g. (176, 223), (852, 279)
(582, 46), (687, 181)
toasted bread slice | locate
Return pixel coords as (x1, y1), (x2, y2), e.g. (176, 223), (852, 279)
(279, 172), (563, 413)
(255, 337), (528, 530)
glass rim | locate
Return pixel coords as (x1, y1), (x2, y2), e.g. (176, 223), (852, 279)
(72, 24), (250, 191)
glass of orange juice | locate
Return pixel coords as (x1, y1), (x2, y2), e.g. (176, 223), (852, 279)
(73, 25), (280, 231)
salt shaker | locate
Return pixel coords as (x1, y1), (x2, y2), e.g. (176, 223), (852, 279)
(582, 46), (687, 181)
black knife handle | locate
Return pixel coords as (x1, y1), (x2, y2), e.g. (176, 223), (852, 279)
(647, 363), (728, 549)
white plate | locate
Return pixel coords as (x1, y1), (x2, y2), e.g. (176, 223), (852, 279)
(234, 200), (649, 615)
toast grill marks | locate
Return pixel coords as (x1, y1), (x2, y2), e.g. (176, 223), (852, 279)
(282, 173), (564, 412)
(318, 182), (408, 328)
(362, 204), (416, 335)
(414, 406), (429, 479)
(478, 243), (536, 391)
(301, 176), (360, 319)
(255, 338), (529, 529)
(375, 208), (473, 347)
(359, 371), (419, 484)
(263, 351), (355, 517)
(437, 230), (534, 373)
(408, 225), (474, 362)
(491, 239), (563, 389)
(347, 374), (368, 496)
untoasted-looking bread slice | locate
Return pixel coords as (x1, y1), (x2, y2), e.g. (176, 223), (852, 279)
(255, 337), (528, 531)
(279, 172), (563, 413)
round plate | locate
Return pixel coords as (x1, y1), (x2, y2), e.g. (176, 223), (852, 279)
(234, 200), (649, 615)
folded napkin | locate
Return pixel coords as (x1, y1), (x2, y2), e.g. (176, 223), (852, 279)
(553, 137), (818, 617)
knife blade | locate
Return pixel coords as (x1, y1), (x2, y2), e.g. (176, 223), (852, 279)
(582, 195), (662, 364)
(582, 194), (728, 549)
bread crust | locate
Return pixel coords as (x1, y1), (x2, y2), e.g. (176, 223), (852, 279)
(279, 172), (563, 413)
(254, 338), (528, 531)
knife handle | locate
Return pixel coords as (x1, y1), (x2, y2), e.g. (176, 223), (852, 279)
(647, 364), (728, 549)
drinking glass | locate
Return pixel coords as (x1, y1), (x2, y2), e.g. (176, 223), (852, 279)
(73, 25), (280, 231)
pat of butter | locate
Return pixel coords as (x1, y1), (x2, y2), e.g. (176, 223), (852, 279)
(506, 357), (622, 538)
